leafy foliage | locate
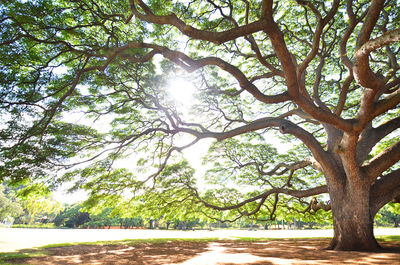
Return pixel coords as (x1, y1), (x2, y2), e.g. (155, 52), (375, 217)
(0, 184), (23, 222)
(16, 185), (63, 225)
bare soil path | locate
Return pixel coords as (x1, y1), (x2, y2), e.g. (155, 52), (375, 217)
(6, 239), (400, 265)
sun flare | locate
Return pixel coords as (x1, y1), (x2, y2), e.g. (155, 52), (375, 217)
(166, 78), (196, 108)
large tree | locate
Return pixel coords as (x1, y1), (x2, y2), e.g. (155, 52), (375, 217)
(1, 0), (400, 251)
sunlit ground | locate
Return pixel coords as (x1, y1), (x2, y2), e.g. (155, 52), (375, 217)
(1, 227), (399, 253)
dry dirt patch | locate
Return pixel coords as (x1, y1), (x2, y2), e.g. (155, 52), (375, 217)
(7, 239), (400, 265)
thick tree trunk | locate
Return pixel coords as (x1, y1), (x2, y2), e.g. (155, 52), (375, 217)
(327, 186), (381, 251)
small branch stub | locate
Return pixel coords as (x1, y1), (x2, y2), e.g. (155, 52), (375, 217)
(279, 125), (286, 134)
(334, 144), (345, 153)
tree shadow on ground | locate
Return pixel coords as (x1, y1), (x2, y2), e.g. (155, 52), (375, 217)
(3, 239), (400, 265)
(4, 241), (209, 265)
(222, 239), (400, 265)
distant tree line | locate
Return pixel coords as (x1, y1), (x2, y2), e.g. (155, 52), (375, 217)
(2, 183), (399, 229)
(53, 205), (144, 229)
(53, 205), (207, 230)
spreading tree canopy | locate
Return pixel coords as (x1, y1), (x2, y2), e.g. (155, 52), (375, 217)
(1, 0), (400, 251)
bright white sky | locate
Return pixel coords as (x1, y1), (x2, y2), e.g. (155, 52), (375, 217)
(54, 77), (205, 203)
(54, 75), (290, 203)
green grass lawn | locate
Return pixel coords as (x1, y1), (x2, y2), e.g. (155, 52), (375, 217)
(376, 235), (400, 242)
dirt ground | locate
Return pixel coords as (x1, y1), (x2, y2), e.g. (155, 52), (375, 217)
(6, 239), (400, 265)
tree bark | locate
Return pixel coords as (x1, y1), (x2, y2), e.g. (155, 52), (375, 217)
(327, 185), (381, 251)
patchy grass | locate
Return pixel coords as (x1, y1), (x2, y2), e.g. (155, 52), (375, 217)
(377, 235), (400, 242)
(231, 236), (330, 241)
(233, 235), (400, 243)
(0, 250), (48, 265)
(3, 238), (400, 265)
(11, 224), (56, 229)
(2, 236), (399, 264)
(39, 237), (219, 249)
(234, 235), (400, 243)
(230, 237), (278, 242)
(0, 237), (218, 264)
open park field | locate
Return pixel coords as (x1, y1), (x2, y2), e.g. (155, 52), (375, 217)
(1, 228), (400, 264)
